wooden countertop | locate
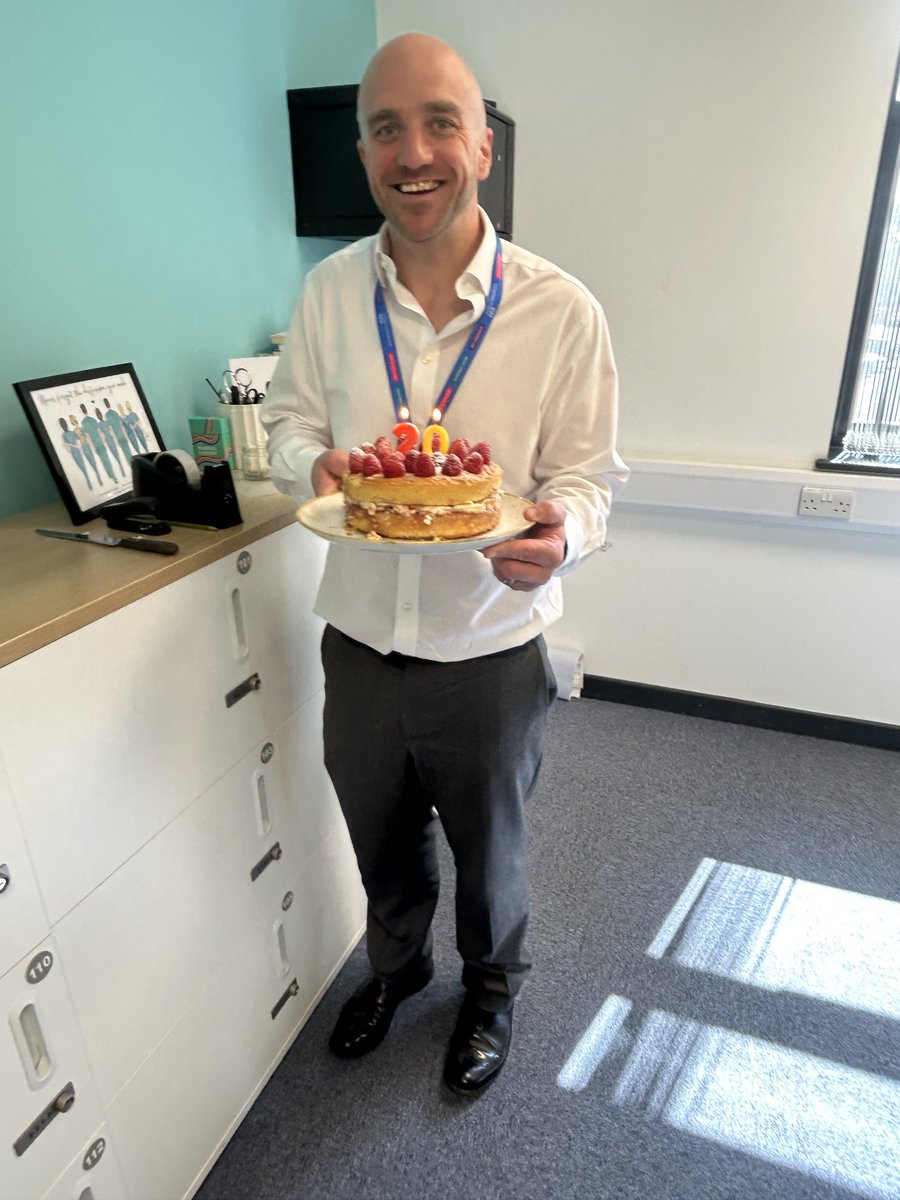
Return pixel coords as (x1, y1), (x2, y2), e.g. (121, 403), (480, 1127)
(0, 486), (300, 668)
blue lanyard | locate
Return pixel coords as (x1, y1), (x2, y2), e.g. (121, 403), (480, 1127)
(374, 237), (504, 421)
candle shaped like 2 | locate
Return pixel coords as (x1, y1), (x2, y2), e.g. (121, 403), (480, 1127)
(393, 421), (420, 454)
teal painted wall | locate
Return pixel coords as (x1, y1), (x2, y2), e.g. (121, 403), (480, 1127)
(0, 0), (376, 519)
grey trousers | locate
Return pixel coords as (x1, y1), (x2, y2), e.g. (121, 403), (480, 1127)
(321, 624), (557, 1012)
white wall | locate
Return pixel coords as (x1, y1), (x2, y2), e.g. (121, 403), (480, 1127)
(375, 0), (900, 724)
(567, 511), (900, 724)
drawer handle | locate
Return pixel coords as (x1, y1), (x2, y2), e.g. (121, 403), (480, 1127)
(255, 770), (271, 835)
(230, 586), (249, 659)
(0, 863), (9, 894)
(225, 672), (261, 708)
(16, 1002), (53, 1085)
(275, 920), (290, 976)
(14, 1082), (75, 1157)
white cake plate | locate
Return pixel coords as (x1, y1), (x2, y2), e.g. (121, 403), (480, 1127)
(295, 491), (534, 554)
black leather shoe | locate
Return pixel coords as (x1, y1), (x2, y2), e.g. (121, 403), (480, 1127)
(328, 974), (430, 1058)
(443, 1001), (512, 1095)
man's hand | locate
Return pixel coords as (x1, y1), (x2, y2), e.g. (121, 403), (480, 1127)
(312, 449), (349, 496)
(481, 499), (567, 591)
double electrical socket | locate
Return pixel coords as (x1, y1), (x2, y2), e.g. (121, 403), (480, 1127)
(798, 486), (855, 519)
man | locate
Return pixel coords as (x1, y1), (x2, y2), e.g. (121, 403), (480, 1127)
(262, 32), (628, 1095)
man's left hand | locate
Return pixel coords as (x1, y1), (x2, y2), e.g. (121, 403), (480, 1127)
(481, 500), (567, 591)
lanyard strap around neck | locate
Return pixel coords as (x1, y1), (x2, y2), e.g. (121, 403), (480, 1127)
(374, 236), (504, 422)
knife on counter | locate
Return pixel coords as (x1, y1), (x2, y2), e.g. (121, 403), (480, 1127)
(36, 529), (178, 555)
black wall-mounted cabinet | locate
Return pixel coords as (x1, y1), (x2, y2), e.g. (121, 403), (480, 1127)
(287, 84), (515, 241)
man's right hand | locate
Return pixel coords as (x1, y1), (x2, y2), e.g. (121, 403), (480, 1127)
(312, 449), (349, 495)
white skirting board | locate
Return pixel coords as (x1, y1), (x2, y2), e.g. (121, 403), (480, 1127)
(546, 640), (584, 700)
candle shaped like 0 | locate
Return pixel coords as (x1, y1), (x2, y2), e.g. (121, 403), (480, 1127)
(421, 423), (450, 456)
(392, 421), (420, 454)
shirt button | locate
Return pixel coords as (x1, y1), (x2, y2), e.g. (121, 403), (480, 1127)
(402, 602), (413, 611)
(421, 356), (431, 365)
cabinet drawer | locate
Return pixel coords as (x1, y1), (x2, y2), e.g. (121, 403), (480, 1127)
(107, 851), (362, 1200)
(0, 552), (287, 924)
(0, 940), (104, 1200)
(273, 690), (346, 862)
(228, 524), (326, 728)
(53, 731), (305, 1105)
(0, 747), (48, 979)
(40, 1125), (128, 1200)
(286, 821), (366, 1008)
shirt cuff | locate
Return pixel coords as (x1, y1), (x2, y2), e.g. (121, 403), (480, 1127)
(268, 443), (324, 503)
(554, 513), (584, 576)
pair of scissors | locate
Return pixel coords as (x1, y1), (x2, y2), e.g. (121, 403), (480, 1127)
(222, 368), (264, 404)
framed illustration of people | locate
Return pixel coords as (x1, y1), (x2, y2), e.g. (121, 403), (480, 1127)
(14, 363), (165, 524)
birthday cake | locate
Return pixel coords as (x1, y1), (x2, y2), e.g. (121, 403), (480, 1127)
(342, 430), (503, 540)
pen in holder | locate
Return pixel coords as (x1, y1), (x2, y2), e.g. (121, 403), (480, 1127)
(220, 401), (269, 478)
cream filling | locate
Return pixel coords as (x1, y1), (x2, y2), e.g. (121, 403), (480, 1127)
(353, 497), (500, 516)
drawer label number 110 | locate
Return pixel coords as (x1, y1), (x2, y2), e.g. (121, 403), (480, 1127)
(26, 950), (54, 984)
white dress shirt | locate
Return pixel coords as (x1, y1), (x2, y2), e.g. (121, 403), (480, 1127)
(261, 210), (629, 661)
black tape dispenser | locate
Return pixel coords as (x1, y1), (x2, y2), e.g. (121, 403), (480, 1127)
(124, 451), (243, 529)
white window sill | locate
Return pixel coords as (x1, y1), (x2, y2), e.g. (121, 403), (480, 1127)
(617, 457), (900, 536)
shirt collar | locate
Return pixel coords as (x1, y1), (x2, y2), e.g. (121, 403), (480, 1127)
(372, 207), (497, 299)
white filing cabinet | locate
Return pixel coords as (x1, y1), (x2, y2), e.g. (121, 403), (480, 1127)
(0, 748), (49, 978)
(0, 515), (365, 1200)
(0, 938), (106, 1200)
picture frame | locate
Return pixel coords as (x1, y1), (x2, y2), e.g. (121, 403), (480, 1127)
(14, 363), (165, 525)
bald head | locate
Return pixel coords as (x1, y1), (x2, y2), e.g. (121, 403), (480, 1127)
(354, 33), (493, 250)
(358, 34), (486, 138)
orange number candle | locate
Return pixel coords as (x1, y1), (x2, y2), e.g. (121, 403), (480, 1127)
(392, 421), (420, 454)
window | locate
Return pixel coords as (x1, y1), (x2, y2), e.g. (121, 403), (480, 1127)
(820, 65), (900, 475)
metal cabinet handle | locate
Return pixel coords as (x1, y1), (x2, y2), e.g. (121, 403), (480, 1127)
(14, 1082), (76, 1157)
(250, 842), (282, 882)
(225, 672), (261, 708)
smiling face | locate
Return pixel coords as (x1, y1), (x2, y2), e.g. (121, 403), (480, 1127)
(356, 35), (493, 250)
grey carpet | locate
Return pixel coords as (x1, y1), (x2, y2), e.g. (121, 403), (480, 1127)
(197, 699), (900, 1200)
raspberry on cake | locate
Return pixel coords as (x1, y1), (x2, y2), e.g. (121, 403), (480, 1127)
(342, 433), (503, 540)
